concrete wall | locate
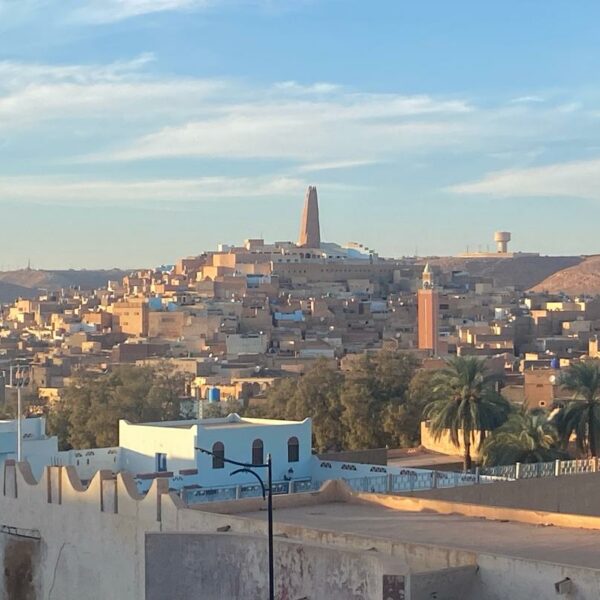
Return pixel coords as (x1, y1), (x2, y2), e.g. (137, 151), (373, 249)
(0, 463), (163, 600)
(119, 420), (197, 475)
(146, 533), (405, 600)
(3, 461), (600, 600)
(194, 417), (313, 487)
(402, 471), (600, 516)
(420, 421), (483, 460)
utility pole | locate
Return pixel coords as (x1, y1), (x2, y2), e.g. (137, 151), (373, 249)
(197, 447), (274, 600)
(8, 364), (30, 462)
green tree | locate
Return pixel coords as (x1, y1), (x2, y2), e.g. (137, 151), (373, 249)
(481, 408), (567, 466)
(262, 359), (343, 452)
(424, 356), (510, 471)
(48, 365), (188, 449)
(340, 356), (380, 449)
(262, 377), (299, 420)
(401, 368), (446, 447)
(555, 360), (600, 457)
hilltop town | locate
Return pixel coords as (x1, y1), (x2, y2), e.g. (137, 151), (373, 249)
(6, 187), (600, 599)
(0, 186), (598, 420)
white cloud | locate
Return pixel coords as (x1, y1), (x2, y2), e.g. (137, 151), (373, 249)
(2, 54), (600, 210)
(273, 81), (341, 95)
(297, 159), (380, 172)
(510, 95), (545, 104)
(0, 55), (225, 128)
(0, 174), (310, 205)
(448, 157), (600, 201)
(102, 93), (472, 162)
(72, 0), (209, 23)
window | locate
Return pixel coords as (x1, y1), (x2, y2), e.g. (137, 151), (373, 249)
(155, 452), (167, 473)
(212, 442), (225, 469)
(252, 439), (264, 465)
(287, 437), (299, 463)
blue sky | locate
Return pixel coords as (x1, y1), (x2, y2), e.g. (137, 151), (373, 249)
(1, 0), (600, 268)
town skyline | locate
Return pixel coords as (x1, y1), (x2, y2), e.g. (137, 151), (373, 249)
(3, 1), (600, 267)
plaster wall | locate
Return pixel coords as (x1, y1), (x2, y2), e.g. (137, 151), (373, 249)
(4, 464), (600, 600)
(194, 419), (312, 486)
(145, 533), (403, 600)
(0, 463), (163, 600)
(118, 421), (197, 475)
(402, 471), (600, 516)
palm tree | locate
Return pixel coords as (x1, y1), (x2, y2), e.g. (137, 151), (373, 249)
(481, 408), (567, 466)
(555, 361), (600, 457)
(424, 356), (510, 471)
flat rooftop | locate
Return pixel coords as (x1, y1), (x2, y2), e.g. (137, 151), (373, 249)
(132, 414), (307, 429)
(238, 500), (600, 569)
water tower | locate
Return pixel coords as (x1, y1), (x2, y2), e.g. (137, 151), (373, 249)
(494, 231), (511, 254)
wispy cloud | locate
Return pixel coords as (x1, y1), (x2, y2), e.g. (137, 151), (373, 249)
(0, 175), (308, 206)
(296, 159), (380, 173)
(98, 91), (473, 162)
(510, 95), (545, 104)
(71, 0), (210, 24)
(448, 157), (600, 201)
(2, 53), (600, 212)
(0, 54), (225, 128)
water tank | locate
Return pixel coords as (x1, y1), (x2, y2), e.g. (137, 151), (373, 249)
(550, 357), (560, 370)
(207, 387), (221, 403)
(494, 231), (511, 253)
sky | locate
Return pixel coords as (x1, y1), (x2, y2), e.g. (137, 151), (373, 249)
(1, 0), (600, 268)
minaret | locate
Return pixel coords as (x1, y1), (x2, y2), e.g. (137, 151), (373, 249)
(418, 263), (439, 355)
(298, 186), (321, 248)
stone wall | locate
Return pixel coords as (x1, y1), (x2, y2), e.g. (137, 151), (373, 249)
(401, 471), (600, 516)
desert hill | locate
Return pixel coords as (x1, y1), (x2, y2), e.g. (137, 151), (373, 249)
(0, 281), (39, 303)
(427, 255), (583, 290)
(530, 255), (600, 295)
(0, 269), (129, 291)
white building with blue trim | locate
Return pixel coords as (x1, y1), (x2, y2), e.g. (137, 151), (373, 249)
(0, 414), (486, 503)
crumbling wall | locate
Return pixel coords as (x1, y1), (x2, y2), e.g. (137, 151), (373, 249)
(145, 532), (405, 600)
(2, 537), (39, 600)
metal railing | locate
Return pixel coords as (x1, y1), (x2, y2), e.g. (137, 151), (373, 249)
(480, 457), (600, 480)
(178, 457), (600, 506)
(181, 478), (313, 505)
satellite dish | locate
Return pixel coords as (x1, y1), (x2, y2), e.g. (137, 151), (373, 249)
(549, 375), (556, 384)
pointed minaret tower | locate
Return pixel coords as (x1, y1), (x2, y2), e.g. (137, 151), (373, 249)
(422, 262), (433, 288)
(418, 263), (439, 355)
(298, 186), (321, 248)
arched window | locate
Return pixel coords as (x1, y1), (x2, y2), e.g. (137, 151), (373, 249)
(288, 437), (299, 463)
(212, 442), (225, 469)
(252, 439), (264, 465)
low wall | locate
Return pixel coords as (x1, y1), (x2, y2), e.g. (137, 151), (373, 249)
(420, 421), (483, 460)
(356, 490), (600, 531)
(146, 533), (406, 600)
(3, 461), (600, 600)
(400, 471), (600, 516)
(146, 533), (480, 600)
(195, 479), (352, 514)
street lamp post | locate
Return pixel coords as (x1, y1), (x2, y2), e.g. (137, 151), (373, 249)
(6, 365), (30, 462)
(197, 447), (274, 600)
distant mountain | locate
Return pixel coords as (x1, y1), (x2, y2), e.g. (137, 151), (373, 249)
(529, 255), (600, 295)
(0, 269), (129, 297)
(427, 255), (583, 290)
(0, 281), (39, 303)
